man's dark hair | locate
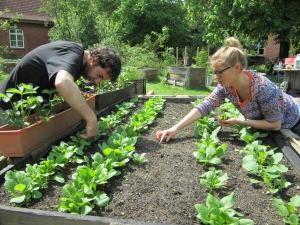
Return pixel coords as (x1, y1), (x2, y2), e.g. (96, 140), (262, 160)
(89, 46), (121, 82)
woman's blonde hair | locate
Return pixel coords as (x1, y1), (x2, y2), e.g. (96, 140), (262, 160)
(211, 37), (247, 70)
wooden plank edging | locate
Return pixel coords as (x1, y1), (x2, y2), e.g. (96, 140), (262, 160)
(272, 131), (300, 175)
(0, 205), (169, 225)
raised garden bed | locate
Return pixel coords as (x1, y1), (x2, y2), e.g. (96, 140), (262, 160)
(167, 66), (207, 88)
(95, 79), (146, 110)
(139, 68), (159, 81)
(0, 97), (299, 225)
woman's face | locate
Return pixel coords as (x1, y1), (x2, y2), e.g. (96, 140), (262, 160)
(211, 61), (236, 87)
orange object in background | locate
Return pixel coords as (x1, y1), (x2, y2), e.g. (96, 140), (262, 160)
(284, 57), (296, 66)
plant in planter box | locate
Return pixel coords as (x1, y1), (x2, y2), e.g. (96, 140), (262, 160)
(200, 168), (229, 192)
(195, 193), (254, 225)
(273, 195), (300, 225)
(194, 116), (219, 138)
(242, 143), (290, 193)
(117, 66), (143, 88)
(239, 127), (268, 144)
(193, 127), (228, 166)
(0, 83), (44, 128)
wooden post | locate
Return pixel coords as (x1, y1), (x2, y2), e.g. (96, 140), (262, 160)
(183, 46), (188, 66)
(196, 47), (199, 58)
(176, 47), (179, 66)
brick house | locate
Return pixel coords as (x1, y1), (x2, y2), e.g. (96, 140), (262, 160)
(0, 0), (53, 58)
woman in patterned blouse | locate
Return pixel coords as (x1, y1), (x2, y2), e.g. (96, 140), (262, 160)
(157, 37), (300, 143)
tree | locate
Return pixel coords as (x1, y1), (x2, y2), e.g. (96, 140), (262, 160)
(41, 0), (102, 47)
(188, 0), (300, 58)
(112, 0), (190, 47)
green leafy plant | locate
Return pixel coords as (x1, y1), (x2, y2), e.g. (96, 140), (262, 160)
(193, 127), (228, 166)
(195, 116), (219, 138)
(239, 128), (268, 144)
(195, 193), (254, 225)
(215, 99), (241, 121)
(4, 171), (38, 204)
(132, 153), (147, 165)
(273, 195), (300, 225)
(200, 168), (229, 192)
(0, 83), (43, 128)
(194, 49), (209, 68)
(242, 143), (290, 193)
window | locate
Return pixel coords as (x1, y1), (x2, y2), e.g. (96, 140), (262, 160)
(9, 28), (24, 48)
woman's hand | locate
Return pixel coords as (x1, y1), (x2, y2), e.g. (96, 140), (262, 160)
(156, 127), (178, 143)
(219, 118), (245, 127)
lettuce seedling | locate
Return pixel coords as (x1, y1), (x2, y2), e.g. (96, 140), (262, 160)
(195, 193), (254, 225)
(200, 168), (229, 192)
(273, 195), (300, 225)
(194, 128), (228, 166)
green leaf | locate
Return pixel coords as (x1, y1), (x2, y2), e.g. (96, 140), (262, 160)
(288, 214), (299, 225)
(195, 204), (210, 222)
(14, 183), (26, 192)
(210, 157), (222, 165)
(54, 175), (65, 184)
(221, 192), (235, 209)
(242, 155), (258, 172)
(249, 178), (260, 184)
(83, 205), (93, 215)
(273, 198), (289, 217)
(272, 153), (283, 164)
(11, 195), (26, 203)
(290, 195), (300, 207)
(239, 218), (254, 225)
(32, 190), (42, 199)
(94, 192), (109, 207)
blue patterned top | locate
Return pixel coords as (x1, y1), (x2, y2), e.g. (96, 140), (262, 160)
(196, 71), (300, 128)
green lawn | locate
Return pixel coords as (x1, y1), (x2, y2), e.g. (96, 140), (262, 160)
(146, 81), (214, 96)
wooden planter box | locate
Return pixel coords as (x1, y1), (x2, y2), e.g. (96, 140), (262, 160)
(95, 80), (146, 111)
(139, 68), (159, 81)
(167, 66), (207, 88)
(0, 96), (95, 158)
(0, 205), (167, 225)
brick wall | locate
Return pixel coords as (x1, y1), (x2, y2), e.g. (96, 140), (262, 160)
(264, 34), (280, 62)
(0, 21), (52, 58)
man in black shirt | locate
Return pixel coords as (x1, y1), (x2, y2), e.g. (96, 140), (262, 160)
(0, 40), (121, 139)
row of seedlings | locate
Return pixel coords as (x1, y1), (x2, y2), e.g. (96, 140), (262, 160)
(238, 126), (300, 225)
(193, 99), (254, 224)
(210, 99), (300, 225)
(58, 97), (166, 215)
(4, 98), (138, 205)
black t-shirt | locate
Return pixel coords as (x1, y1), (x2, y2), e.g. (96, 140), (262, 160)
(0, 41), (84, 109)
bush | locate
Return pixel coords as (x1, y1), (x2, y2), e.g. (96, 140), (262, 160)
(194, 49), (209, 68)
(249, 64), (267, 73)
(117, 66), (143, 86)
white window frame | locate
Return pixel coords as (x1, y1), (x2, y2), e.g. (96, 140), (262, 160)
(9, 27), (24, 49)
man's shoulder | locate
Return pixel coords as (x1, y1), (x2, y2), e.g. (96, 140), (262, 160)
(47, 40), (83, 50)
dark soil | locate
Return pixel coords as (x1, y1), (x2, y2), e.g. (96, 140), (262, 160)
(1, 102), (300, 225)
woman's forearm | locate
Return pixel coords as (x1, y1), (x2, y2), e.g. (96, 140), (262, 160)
(173, 108), (202, 131)
(243, 118), (281, 130)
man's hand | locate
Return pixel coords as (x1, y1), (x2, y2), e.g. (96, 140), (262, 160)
(156, 127), (178, 143)
(81, 115), (98, 139)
